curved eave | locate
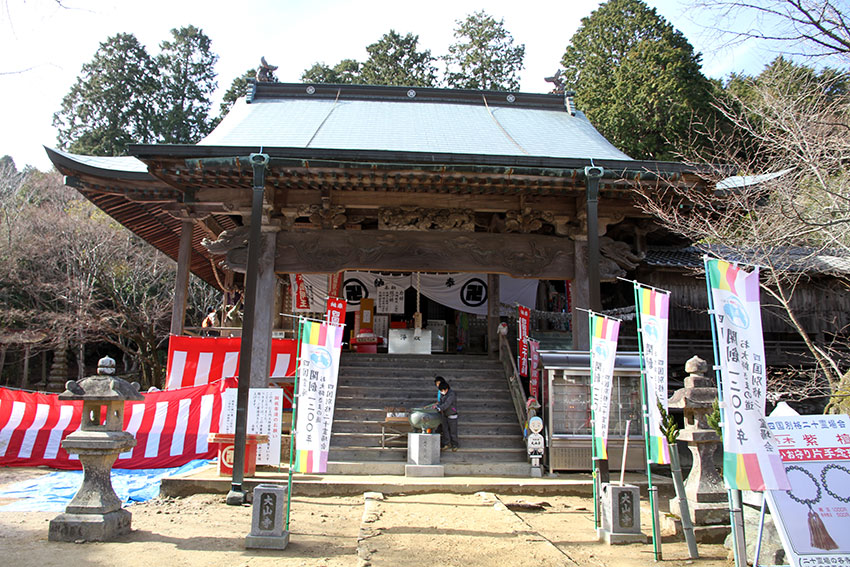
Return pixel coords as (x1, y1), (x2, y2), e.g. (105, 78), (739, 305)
(130, 143), (703, 175)
(43, 147), (233, 288)
(131, 144), (711, 195)
(45, 146), (155, 182)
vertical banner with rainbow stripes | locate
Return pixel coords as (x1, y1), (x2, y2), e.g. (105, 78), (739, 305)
(705, 258), (789, 491)
(636, 284), (672, 465)
(293, 321), (345, 473)
(589, 313), (620, 460)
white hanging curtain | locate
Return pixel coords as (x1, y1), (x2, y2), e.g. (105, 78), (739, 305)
(290, 272), (538, 315)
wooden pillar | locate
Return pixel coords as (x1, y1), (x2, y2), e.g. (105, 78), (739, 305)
(170, 220), (194, 336)
(487, 274), (500, 357)
(249, 230), (278, 388)
(572, 239), (590, 351)
(585, 167), (603, 315)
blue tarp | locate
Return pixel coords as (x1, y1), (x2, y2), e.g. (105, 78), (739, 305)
(0, 459), (212, 512)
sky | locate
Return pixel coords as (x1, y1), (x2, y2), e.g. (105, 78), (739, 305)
(0, 0), (782, 171)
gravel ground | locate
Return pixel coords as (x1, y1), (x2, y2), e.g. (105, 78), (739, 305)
(0, 467), (731, 567)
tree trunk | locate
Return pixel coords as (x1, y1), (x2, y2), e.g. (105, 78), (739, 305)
(77, 342), (85, 380)
(20, 344), (31, 389)
(0, 344), (7, 387)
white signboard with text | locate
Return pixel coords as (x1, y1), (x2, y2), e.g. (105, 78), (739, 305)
(765, 414), (850, 566)
(388, 329), (431, 354)
(219, 387), (284, 465)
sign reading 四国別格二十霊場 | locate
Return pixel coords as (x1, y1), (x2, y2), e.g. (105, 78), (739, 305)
(636, 284), (671, 465)
(589, 313), (620, 460)
(293, 321), (344, 474)
(705, 257), (789, 491)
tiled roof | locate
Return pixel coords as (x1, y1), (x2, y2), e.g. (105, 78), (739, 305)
(199, 83), (632, 161)
(645, 246), (850, 275)
(46, 147), (149, 178)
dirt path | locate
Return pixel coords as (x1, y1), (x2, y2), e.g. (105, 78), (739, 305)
(0, 469), (731, 567)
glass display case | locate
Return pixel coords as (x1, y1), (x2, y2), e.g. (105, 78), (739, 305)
(541, 351), (647, 472)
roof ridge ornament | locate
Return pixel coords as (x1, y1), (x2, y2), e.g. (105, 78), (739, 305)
(256, 57), (278, 83)
(545, 69), (565, 94)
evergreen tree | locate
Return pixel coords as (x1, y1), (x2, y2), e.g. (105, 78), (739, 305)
(561, 0), (715, 160)
(53, 33), (160, 156)
(157, 25), (218, 144)
(219, 68), (256, 118)
(54, 28), (220, 155)
(360, 30), (438, 87)
(301, 59), (363, 84)
(444, 11), (525, 91)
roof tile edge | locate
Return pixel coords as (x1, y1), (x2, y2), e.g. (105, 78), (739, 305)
(250, 81), (565, 111)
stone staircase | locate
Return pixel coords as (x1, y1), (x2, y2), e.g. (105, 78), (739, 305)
(328, 353), (531, 476)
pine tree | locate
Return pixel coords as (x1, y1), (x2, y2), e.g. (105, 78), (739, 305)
(157, 25), (219, 144)
(53, 33), (160, 156)
(561, 0), (715, 159)
(360, 30), (438, 87)
(444, 11), (525, 91)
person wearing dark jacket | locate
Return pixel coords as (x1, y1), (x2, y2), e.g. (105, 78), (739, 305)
(436, 380), (459, 451)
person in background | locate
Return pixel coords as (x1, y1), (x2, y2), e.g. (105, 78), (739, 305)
(437, 379), (459, 451)
(434, 376), (446, 403)
(202, 306), (219, 337)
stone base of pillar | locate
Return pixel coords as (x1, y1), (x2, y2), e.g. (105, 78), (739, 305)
(662, 514), (730, 544)
(670, 496), (730, 525)
(246, 531), (290, 550)
(666, 496), (731, 544)
(597, 527), (648, 545)
(405, 464), (445, 477)
(48, 509), (132, 542)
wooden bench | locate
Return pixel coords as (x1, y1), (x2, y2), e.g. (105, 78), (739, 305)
(380, 414), (412, 448)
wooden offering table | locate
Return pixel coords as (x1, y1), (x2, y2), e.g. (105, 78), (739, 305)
(207, 433), (269, 477)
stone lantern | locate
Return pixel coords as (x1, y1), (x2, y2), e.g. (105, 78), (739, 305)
(48, 356), (143, 542)
(666, 356), (729, 543)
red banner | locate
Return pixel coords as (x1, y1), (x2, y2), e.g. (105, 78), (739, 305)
(294, 274), (311, 310)
(165, 336), (297, 390)
(326, 297), (347, 326)
(528, 338), (540, 400)
(0, 379), (236, 470)
(328, 272), (344, 299)
(518, 305), (530, 377)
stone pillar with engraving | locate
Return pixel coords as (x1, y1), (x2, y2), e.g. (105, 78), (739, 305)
(246, 484), (289, 549)
(666, 356), (730, 543)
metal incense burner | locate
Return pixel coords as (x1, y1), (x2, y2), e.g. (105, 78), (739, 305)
(408, 407), (442, 433)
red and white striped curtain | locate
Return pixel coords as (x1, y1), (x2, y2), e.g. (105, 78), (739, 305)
(165, 336), (297, 390)
(0, 378), (236, 470)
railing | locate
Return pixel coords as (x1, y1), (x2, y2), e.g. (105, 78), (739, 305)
(498, 333), (528, 430)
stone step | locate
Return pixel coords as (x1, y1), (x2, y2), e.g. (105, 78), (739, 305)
(325, 460), (532, 477)
(334, 408), (519, 427)
(331, 419), (520, 433)
(337, 374), (505, 385)
(340, 353), (501, 365)
(335, 388), (513, 401)
(329, 431), (526, 449)
(328, 446), (528, 463)
(334, 400), (517, 414)
(339, 359), (504, 375)
(330, 352), (525, 471)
